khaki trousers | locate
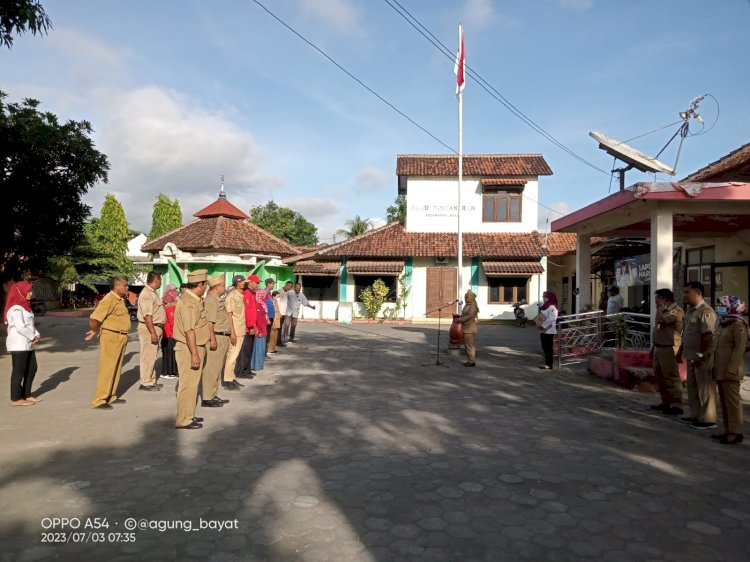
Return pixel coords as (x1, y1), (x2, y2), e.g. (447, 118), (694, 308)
(687, 360), (717, 423)
(718, 380), (744, 434)
(653, 346), (682, 405)
(175, 342), (207, 427)
(91, 330), (128, 408)
(138, 323), (162, 386)
(202, 334), (229, 400)
(464, 333), (476, 363)
(268, 327), (279, 353)
(223, 334), (244, 382)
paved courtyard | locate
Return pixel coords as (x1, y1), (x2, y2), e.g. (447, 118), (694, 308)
(1, 317), (749, 562)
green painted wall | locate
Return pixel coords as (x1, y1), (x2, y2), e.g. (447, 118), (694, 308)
(339, 258), (347, 301)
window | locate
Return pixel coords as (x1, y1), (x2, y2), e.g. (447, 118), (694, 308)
(354, 275), (398, 303)
(686, 246), (714, 288)
(482, 190), (522, 222)
(488, 277), (529, 304)
(300, 276), (338, 301)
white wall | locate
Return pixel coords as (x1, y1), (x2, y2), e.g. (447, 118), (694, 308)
(405, 177), (538, 234)
(300, 300), (338, 321)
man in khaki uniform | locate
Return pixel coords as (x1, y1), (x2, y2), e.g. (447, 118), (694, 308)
(202, 273), (231, 408)
(173, 269), (210, 429)
(137, 271), (166, 391)
(86, 277), (132, 410)
(676, 281), (718, 430)
(649, 288), (685, 415)
(223, 274), (246, 389)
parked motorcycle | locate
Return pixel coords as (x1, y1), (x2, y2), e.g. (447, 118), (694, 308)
(513, 300), (527, 327)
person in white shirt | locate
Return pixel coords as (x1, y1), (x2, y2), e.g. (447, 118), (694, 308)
(4, 280), (41, 406)
(277, 281), (292, 346)
(538, 291), (558, 370)
(285, 283), (316, 343)
(607, 287), (625, 315)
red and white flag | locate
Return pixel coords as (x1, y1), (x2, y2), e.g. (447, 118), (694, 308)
(454, 23), (465, 97)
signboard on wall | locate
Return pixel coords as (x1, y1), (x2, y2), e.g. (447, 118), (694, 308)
(614, 255), (651, 287)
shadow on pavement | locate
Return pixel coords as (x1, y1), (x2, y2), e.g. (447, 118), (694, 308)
(32, 366), (78, 397)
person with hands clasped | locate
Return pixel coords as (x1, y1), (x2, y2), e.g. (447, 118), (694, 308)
(5, 280), (41, 406)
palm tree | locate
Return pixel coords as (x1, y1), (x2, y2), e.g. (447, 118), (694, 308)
(336, 215), (374, 239)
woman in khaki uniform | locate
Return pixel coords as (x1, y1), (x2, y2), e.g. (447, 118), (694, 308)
(458, 290), (479, 367)
(712, 295), (749, 445)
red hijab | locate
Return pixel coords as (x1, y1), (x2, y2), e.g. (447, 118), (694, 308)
(4, 280), (33, 322)
(542, 291), (558, 310)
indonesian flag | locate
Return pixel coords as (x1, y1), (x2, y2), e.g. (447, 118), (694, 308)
(454, 23), (465, 96)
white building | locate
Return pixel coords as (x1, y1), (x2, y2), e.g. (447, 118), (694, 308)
(285, 153), (553, 321)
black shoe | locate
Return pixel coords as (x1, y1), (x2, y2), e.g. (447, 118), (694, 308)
(192, 416), (204, 423)
(719, 434), (743, 445)
(691, 421), (718, 430)
(711, 433), (728, 440)
(650, 403), (668, 411)
(538, 365), (552, 370)
(176, 421), (203, 429)
(111, 399), (127, 404)
(463, 362), (475, 367)
(662, 406), (683, 416)
(233, 380), (245, 387)
(139, 384), (161, 392)
(93, 403), (113, 410)
(201, 400), (223, 407)
(213, 396), (229, 404)
(236, 372), (254, 379)
(222, 381), (241, 391)
(680, 417), (698, 425)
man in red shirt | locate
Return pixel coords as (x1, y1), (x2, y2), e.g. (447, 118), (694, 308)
(235, 274), (261, 380)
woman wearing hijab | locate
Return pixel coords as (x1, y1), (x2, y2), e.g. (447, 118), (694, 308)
(458, 290), (479, 367)
(5, 280), (41, 406)
(711, 295), (749, 445)
(538, 291), (558, 370)
(160, 284), (180, 380)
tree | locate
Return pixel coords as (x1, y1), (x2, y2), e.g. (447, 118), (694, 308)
(94, 194), (132, 276)
(386, 194), (406, 223)
(249, 200), (318, 246)
(337, 215), (374, 239)
(0, 91), (109, 276)
(148, 193), (183, 240)
(359, 279), (390, 320)
(1, 0), (52, 49)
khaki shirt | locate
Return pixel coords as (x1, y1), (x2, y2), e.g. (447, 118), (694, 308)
(90, 291), (131, 333)
(458, 303), (479, 334)
(652, 302), (684, 348)
(681, 299), (717, 360)
(205, 292), (231, 333)
(136, 286), (166, 325)
(225, 289), (246, 335)
(712, 321), (749, 381)
(173, 290), (210, 346)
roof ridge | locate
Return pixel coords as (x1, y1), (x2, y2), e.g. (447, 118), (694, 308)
(317, 222), (402, 256)
(397, 153), (545, 158)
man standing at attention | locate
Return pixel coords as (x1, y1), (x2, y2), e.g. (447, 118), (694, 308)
(649, 289), (685, 416)
(676, 282), (718, 430)
(286, 283), (316, 343)
(85, 277), (131, 410)
(173, 269), (209, 430)
(202, 273), (231, 408)
(278, 280), (293, 345)
(235, 275), (260, 379)
(136, 271), (165, 392)
(223, 275), (246, 391)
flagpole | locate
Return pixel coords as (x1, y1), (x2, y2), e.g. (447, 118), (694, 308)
(456, 23), (464, 315)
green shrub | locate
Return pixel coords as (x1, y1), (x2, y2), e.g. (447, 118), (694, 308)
(359, 278), (389, 320)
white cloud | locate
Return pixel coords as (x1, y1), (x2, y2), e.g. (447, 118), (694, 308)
(299, 0), (363, 34)
(538, 201), (572, 231)
(355, 166), (389, 192)
(463, 0), (496, 28)
(559, 0), (594, 12)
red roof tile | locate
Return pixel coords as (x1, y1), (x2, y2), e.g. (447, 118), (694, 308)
(397, 154), (553, 177)
(317, 222), (544, 259)
(543, 233), (608, 256)
(293, 261), (339, 276)
(482, 261), (544, 275)
(194, 197), (249, 219)
(141, 216), (297, 256)
(347, 260), (405, 274)
(681, 142), (750, 182)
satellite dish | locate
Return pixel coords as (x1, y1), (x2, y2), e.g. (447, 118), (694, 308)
(590, 131), (675, 175)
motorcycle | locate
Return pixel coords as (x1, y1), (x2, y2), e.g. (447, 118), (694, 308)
(513, 300), (527, 327)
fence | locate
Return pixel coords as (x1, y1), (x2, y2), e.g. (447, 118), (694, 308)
(556, 310), (651, 372)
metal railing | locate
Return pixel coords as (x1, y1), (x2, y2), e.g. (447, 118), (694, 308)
(556, 310), (651, 372)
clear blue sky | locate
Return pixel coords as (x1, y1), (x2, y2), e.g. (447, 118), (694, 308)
(2, 0), (748, 242)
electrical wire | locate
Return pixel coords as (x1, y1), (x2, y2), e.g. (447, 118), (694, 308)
(688, 93), (719, 137)
(381, 0), (611, 176)
(249, 0), (455, 153)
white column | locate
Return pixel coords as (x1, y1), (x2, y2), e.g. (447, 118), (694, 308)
(650, 208), (674, 327)
(575, 234), (591, 313)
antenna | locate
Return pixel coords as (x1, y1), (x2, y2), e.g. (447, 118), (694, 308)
(591, 95), (706, 190)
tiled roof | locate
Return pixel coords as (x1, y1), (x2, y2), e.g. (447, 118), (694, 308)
(482, 261), (544, 275)
(480, 178), (528, 187)
(293, 244), (329, 254)
(681, 142), (750, 182)
(141, 216), (297, 256)
(347, 260), (405, 274)
(397, 154), (553, 177)
(544, 232), (578, 256)
(194, 196), (249, 219)
(317, 222), (544, 258)
(293, 261), (340, 276)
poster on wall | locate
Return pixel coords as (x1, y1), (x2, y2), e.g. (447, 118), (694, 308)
(614, 255), (651, 287)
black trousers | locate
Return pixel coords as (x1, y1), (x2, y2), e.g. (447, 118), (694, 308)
(11, 350), (38, 401)
(236, 333), (255, 376)
(288, 317), (299, 341)
(540, 333), (555, 368)
(161, 337), (177, 376)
